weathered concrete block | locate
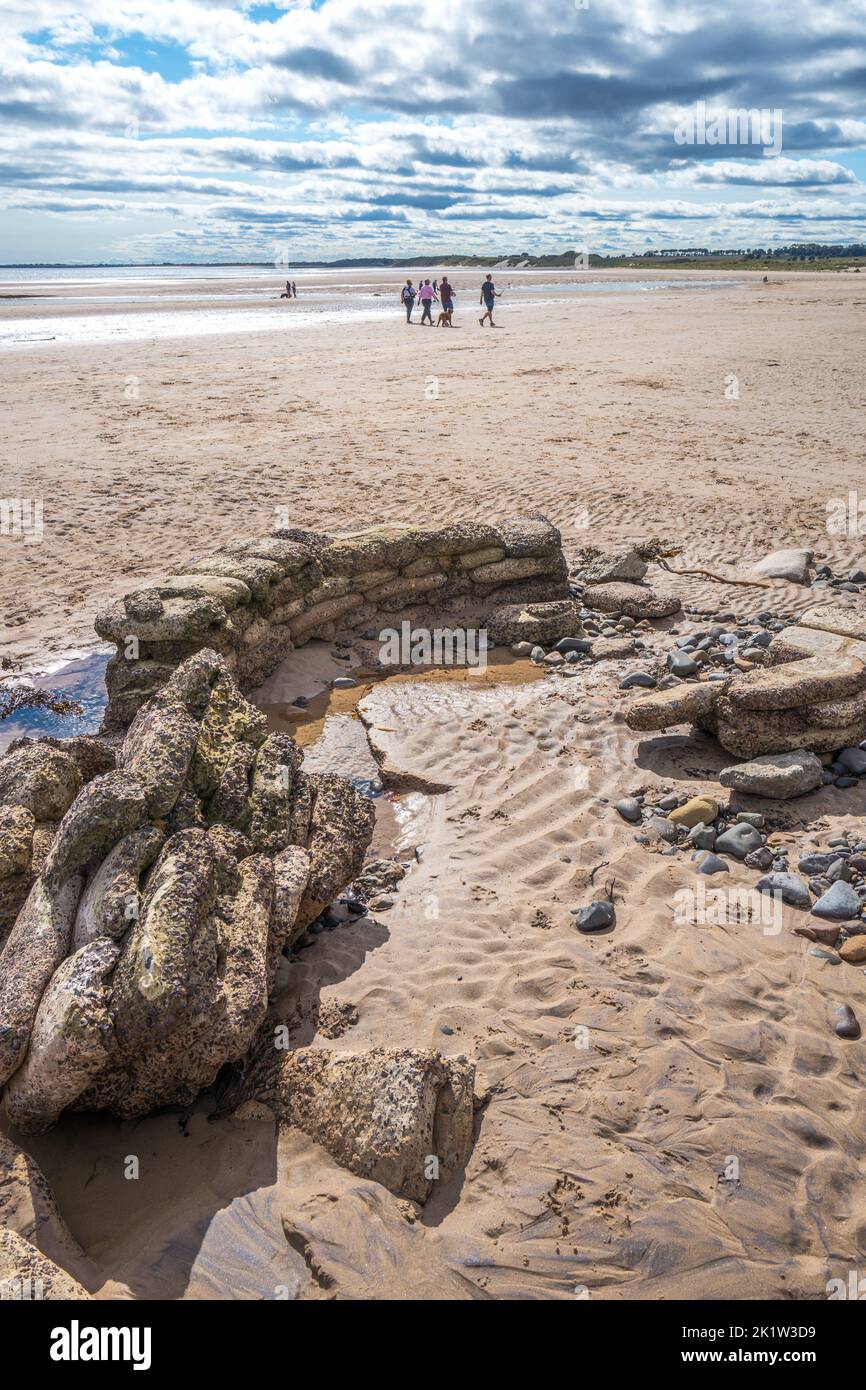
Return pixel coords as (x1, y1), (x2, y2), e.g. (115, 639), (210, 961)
(470, 556), (552, 586)
(625, 680), (721, 732)
(0, 744), (81, 823)
(719, 750), (824, 799)
(246, 1046), (475, 1202)
(584, 581), (681, 619)
(725, 654), (866, 711)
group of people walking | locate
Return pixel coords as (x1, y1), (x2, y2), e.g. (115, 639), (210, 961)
(400, 273), (501, 327)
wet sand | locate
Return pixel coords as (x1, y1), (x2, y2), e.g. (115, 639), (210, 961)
(3, 268), (866, 1300)
(4, 267), (864, 671)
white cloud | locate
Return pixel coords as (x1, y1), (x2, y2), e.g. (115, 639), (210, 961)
(0, 0), (864, 259)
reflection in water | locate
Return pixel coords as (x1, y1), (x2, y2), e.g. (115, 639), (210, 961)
(0, 649), (110, 751)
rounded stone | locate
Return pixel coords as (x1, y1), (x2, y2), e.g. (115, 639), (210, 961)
(811, 880), (861, 921)
(834, 1004), (860, 1038)
(715, 822), (764, 858)
(668, 795), (719, 829)
(571, 900), (615, 932)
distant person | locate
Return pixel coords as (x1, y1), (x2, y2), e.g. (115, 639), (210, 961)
(432, 278), (438, 293)
(418, 278), (437, 325)
(401, 279), (417, 322)
(479, 273), (500, 326)
(280, 279), (291, 299)
(292, 280), (297, 297)
(438, 275), (455, 326)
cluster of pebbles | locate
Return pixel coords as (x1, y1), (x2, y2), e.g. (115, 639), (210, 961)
(621, 611), (794, 688)
(811, 563), (866, 595)
(300, 855), (410, 941)
(610, 788), (865, 1036)
(507, 611), (654, 671)
(536, 545), (866, 1046)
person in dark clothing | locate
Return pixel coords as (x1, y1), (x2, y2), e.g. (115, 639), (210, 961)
(437, 275), (455, 325)
(401, 279), (417, 322)
(479, 273), (501, 326)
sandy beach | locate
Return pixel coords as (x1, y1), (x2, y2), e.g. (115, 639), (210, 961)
(3, 268), (866, 1303)
(3, 268), (864, 669)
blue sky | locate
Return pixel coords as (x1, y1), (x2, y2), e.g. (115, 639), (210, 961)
(1, 0), (865, 263)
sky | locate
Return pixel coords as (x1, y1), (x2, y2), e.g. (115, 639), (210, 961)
(1, 0), (865, 264)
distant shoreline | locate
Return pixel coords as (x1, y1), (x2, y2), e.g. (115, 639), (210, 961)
(2, 243), (865, 273)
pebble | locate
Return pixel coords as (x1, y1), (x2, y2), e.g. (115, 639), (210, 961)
(809, 948), (842, 963)
(668, 651), (698, 677)
(687, 822), (716, 850)
(798, 852), (841, 875)
(744, 847), (774, 870)
(645, 815), (679, 844)
(619, 671), (656, 689)
(793, 923), (841, 947)
(755, 872), (812, 909)
(530, 645), (545, 664)
(668, 794), (718, 828)
(715, 822), (764, 859)
(512, 641), (534, 657)
(571, 900), (615, 932)
(696, 853), (729, 875)
(811, 880), (861, 920)
(615, 797), (642, 823)
(332, 676), (357, 689)
(839, 747), (866, 775)
(736, 812), (764, 828)
(834, 1004), (861, 1039)
(825, 858), (851, 883)
(553, 637), (593, 653)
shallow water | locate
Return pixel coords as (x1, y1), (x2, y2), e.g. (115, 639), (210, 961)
(0, 649), (110, 752)
(0, 640), (542, 857)
(0, 270), (741, 350)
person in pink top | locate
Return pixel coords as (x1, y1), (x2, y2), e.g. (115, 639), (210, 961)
(417, 278), (437, 325)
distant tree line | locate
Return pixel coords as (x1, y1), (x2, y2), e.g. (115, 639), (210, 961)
(625, 244), (866, 260)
